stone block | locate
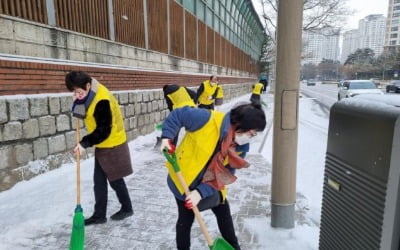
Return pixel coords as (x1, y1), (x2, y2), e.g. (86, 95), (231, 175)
(129, 116), (137, 129)
(42, 28), (67, 48)
(48, 135), (66, 154)
(0, 99), (7, 124)
(0, 18), (13, 39)
(141, 103), (147, 113)
(152, 100), (159, 112)
(44, 47), (68, 60)
(125, 104), (135, 117)
(14, 22), (43, 43)
(33, 138), (48, 160)
(0, 39), (16, 54)
(14, 143), (33, 165)
(135, 103), (142, 114)
(8, 99), (29, 121)
(29, 97), (49, 116)
(22, 119), (39, 139)
(49, 97), (61, 114)
(60, 96), (73, 113)
(65, 131), (76, 150)
(15, 41), (45, 57)
(147, 102), (152, 112)
(128, 92), (137, 103)
(142, 91), (150, 102)
(144, 114), (150, 125)
(120, 106), (125, 118)
(3, 121), (22, 141)
(149, 113), (155, 124)
(56, 114), (70, 132)
(39, 116), (56, 136)
(119, 92), (129, 104)
(68, 50), (86, 61)
(154, 111), (161, 123)
(0, 146), (13, 170)
(138, 115), (145, 127)
(136, 92), (143, 102)
(124, 119), (129, 131)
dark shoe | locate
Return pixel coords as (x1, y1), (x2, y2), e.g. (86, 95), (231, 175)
(154, 136), (162, 148)
(110, 209), (133, 221)
(84, 215), (107, 226)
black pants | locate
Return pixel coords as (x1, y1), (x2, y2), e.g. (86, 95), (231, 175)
(175, 198), (240, 250)
(92, 158), (132, 218)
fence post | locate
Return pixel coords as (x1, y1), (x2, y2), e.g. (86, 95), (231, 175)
(45, 0), (56, 26)
(143, 0), (149, 49)
(108, 0), (115, 41)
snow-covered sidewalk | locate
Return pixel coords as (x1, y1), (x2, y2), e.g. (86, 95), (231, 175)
(0, 93), (328, 250)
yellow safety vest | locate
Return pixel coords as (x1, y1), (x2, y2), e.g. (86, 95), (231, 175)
(197, 80), (224, 105)
(167, 87), (196, 110)
(252, 83), (264, 95)
(165, 111), (228, 199)
(84, 83), (126, 148)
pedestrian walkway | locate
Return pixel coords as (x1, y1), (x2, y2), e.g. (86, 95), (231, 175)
(0, 93), (280, 250)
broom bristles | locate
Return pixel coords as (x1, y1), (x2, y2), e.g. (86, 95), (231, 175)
(69, 205), (85, 250)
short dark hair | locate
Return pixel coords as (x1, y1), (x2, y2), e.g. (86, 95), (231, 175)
(163, 84), (180, 95)
(230, 103), (266, 132)
(65, 71), (92, 91)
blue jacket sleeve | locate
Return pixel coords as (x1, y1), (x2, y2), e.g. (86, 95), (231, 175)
(161, 106), (211, 139)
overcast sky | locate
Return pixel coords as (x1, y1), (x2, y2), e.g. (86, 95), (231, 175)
(345, 0), (389, 29)
(252, 0), (389, 31)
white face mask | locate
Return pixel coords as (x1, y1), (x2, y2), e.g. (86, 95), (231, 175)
(234, 133), (252, 145)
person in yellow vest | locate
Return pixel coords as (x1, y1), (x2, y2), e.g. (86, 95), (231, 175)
(163, 84), (196, 111)
(196, 75), (224, 110)
(250, 82), (264, 105)
(65, 71), (133, 226)
(160, 103), (266, 250)
(154, 84), (197, 147)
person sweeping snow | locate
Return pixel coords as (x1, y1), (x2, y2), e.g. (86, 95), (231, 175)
(160, 103), (266, 250)
(66, 71), (133, 226)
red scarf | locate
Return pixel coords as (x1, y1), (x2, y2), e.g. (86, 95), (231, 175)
(202, 127), (249, 190)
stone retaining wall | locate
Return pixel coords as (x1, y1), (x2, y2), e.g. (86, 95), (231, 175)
(0, 83), (252, 191)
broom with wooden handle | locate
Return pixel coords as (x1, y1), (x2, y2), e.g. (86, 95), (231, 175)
(163, 150), (234, 250)
(69, 119), (85, 250)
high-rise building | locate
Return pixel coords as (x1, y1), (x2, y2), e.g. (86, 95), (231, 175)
(384, 0), (400, 52)
(358, 14), (386, 55)
(302, 31), (340, 65)
(341, 30), (359, 63)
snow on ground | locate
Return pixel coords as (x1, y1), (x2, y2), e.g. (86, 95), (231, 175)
(0, 92), (329, 249)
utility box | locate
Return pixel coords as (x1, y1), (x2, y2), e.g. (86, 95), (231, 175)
(319, 96), (400, 250)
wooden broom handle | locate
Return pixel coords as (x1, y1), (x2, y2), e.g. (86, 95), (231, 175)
(175, 172), (214, 246)
(76, 119), (81, 205)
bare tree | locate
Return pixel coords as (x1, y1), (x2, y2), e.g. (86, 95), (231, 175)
(260, 0), (354, 44)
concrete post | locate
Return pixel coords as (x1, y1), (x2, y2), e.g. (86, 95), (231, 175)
(143, 0), (149, 49)
(45, 0), (56, 26)
(167, 0), (171, 55)
(107, 0), (115, 41)
(271, 0), (303, 228)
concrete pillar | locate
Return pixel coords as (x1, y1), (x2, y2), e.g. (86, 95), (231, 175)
(143, 0), (149, 49)
(167, 0), (171, 55)
(271, 0), (303, 229)
(108, 0), (115, 41)
(45, 0), (56, 26)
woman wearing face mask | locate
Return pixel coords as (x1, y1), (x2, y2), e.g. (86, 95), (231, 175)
(196, 75), (224, 110)
(160, 102), (266, 250)
(65, 71), (134, 226)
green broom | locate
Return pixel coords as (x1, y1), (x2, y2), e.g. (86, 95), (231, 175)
(70, 119), (85, 250)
